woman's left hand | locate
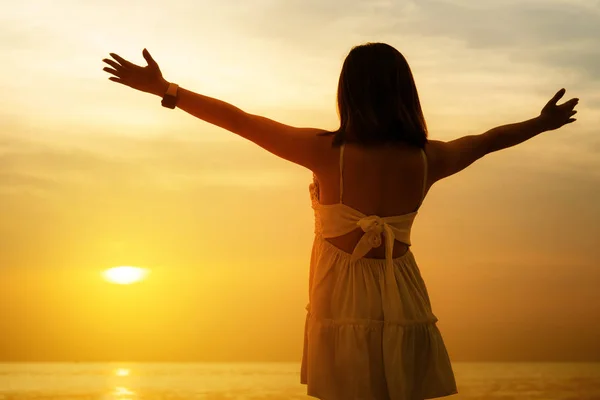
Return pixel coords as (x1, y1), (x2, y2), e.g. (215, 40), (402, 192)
(102, 48), (169, 96)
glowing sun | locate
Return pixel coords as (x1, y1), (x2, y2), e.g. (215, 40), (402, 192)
(103, 266), (148, 285)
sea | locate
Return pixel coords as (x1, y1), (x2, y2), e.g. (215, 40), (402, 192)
(0, 362), (599, 400)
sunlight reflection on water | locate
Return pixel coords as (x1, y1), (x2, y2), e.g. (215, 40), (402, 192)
(1, 362), (599, 400)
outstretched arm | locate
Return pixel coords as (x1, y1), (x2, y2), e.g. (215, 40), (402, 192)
(169, 87), (326, 169)
(102, 49), (326, 171)
(483, 89), (578, 153)
(426, 88), (579, 184)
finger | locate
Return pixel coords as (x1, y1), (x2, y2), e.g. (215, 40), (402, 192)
(103, 67), (123, 77)
(559, 98), (579, 110)
(548, 88), (566, 106)
(566, 118), (577, 124)
(108, 76), (130, 87)
(109, 53), (139, 69)
(102, 58), (123, 71)
(142, 48), (157, 68)
(570, 110), (578, 116)
(566, 98), (579, 106)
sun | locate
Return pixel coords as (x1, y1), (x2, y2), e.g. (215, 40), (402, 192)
(103, 266), (149, 285)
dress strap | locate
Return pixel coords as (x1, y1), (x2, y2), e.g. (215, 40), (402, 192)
(339, 143), (345, 203)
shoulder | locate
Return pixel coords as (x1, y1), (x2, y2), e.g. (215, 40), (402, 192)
(422, 140), (449, 184)
(239, 113), (335, 171)
(307, 130), (339, 173)
(423, 137), (489, 183)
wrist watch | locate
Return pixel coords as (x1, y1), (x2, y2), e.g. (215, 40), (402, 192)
(161, 82), (179, 109)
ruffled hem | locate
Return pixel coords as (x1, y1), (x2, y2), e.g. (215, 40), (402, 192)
(301, 313), (458, 400)
(304, 388), (459, 400)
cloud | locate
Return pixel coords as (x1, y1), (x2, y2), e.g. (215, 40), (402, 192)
(231, 0), (600, 82)
(398, 1), (600, 80)
(402, 1), (599, 46)
(0, 127), (306, 200)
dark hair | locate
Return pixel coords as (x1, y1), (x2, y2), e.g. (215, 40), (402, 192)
(319, 42), (429, 148)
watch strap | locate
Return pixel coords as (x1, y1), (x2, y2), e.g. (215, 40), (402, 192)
(161, 82), (179, 109)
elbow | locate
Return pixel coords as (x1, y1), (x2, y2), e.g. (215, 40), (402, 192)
(227, 111), (253, 136)
(480, 128), (506, 155)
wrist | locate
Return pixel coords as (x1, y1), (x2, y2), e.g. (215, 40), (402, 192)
(533, 115), (552, 132)
(153, 79), (170, 97)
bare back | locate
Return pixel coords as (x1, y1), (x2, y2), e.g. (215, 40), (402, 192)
(313, 138), (430, 259)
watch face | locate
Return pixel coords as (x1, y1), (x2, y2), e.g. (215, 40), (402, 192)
(162, 95), (177, 108)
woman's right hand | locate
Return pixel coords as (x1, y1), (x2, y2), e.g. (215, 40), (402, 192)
(539, 88), (579, 131)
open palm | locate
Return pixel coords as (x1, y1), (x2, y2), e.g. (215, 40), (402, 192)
(102, 48), (168, 96)
(539, 88), (579, 131)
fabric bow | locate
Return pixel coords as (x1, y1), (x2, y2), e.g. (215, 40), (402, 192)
(350, 215), (396, 262)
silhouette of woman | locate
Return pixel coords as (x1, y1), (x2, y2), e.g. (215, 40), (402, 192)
(103, 43), (579, 400)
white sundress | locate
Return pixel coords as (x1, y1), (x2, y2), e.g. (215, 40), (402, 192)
(300, 143), (458, 400)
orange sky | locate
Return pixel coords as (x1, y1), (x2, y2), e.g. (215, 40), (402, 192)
(1, 0), (599, 362)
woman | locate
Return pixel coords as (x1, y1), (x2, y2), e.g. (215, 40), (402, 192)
(102, 43), (579, 400)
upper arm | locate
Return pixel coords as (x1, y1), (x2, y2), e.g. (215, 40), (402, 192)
(236, 113), (328, 171)
(426, 135), (490, 184)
